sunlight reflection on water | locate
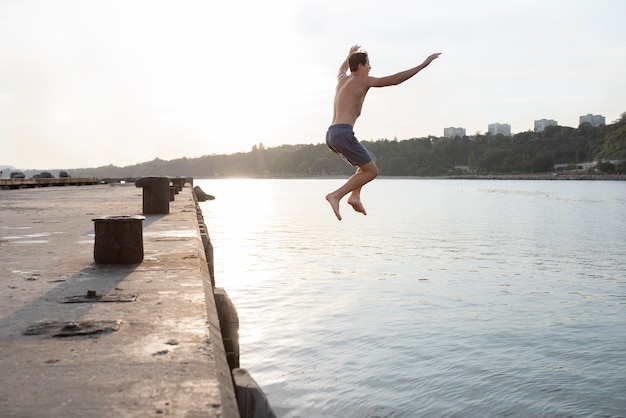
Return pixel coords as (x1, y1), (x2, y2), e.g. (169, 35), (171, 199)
(199, 178), (626, 417)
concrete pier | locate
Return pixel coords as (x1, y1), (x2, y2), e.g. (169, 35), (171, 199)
(0, 183), (241, 417)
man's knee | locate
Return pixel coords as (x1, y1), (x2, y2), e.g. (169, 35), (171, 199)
(360, 161), (379, 178)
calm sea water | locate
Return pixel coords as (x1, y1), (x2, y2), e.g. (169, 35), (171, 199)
(197, 178), (626, 418)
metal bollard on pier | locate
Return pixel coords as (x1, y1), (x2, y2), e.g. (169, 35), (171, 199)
(92, 215), (146, 264)
(135, 176), (170, 214)
(171, 177), (186, 192)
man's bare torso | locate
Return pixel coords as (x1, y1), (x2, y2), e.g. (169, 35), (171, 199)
(332, 75), (370, 126)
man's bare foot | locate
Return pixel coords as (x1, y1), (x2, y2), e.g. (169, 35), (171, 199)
(348, 196), (367, 215)
(326, 194), (342, 220)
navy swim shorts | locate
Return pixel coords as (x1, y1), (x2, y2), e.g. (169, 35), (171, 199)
(325, 124), (373, 166)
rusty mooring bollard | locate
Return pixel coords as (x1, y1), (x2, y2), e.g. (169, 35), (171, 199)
(135, 176), (170, 214)
(171, 177), (186, 192)
(169, 186), (176, 201)
(92, 215), (145, 264)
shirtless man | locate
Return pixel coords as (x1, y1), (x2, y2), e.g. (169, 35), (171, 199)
(325, 45), (441, 220)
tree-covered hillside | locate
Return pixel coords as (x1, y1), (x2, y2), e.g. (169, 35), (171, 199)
(68, 113), (626, 178)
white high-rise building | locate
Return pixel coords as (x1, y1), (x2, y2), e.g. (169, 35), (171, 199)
(443, 127), (466, 138)
(534, 119), (558, 132)
(579, 114), (605, 127)
(488, 123), (511, 136)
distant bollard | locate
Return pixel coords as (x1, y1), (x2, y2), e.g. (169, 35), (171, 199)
(135, 176), (170, 214)
(169, 186), (176, 201)
(171, 177), (186, 192)
(92, 215), (145, 264)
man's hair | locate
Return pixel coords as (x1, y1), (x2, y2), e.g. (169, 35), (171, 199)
(349, 52), (368, 72)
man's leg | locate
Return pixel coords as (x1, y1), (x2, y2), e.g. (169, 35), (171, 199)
(347, 174), (367, 215)
(326, 160), (379, 220)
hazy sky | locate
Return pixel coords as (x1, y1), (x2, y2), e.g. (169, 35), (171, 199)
(1, 0), (625, 170)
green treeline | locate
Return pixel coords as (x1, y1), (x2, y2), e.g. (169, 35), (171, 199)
(71, 113), (626, 178)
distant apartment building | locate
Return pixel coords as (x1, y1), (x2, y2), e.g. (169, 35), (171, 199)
(443, 127), (466, 138)
(534, 118), (558, 132)
(488, 123), (511, 136)
(579, 114), (605, 127)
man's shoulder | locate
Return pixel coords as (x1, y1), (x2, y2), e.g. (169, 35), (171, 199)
(337, 73), (351, 85)
(338, 74), (371, 89)
(348, 74), (377, 86)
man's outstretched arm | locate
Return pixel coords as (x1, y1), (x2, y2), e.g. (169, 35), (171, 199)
(369, 52), (441, 87)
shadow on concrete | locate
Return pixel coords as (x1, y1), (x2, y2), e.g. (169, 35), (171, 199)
(0, 261), (141, 338)
(139, 213), (168, 228)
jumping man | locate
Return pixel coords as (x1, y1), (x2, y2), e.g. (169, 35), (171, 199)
(325, 45), (441, 220)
